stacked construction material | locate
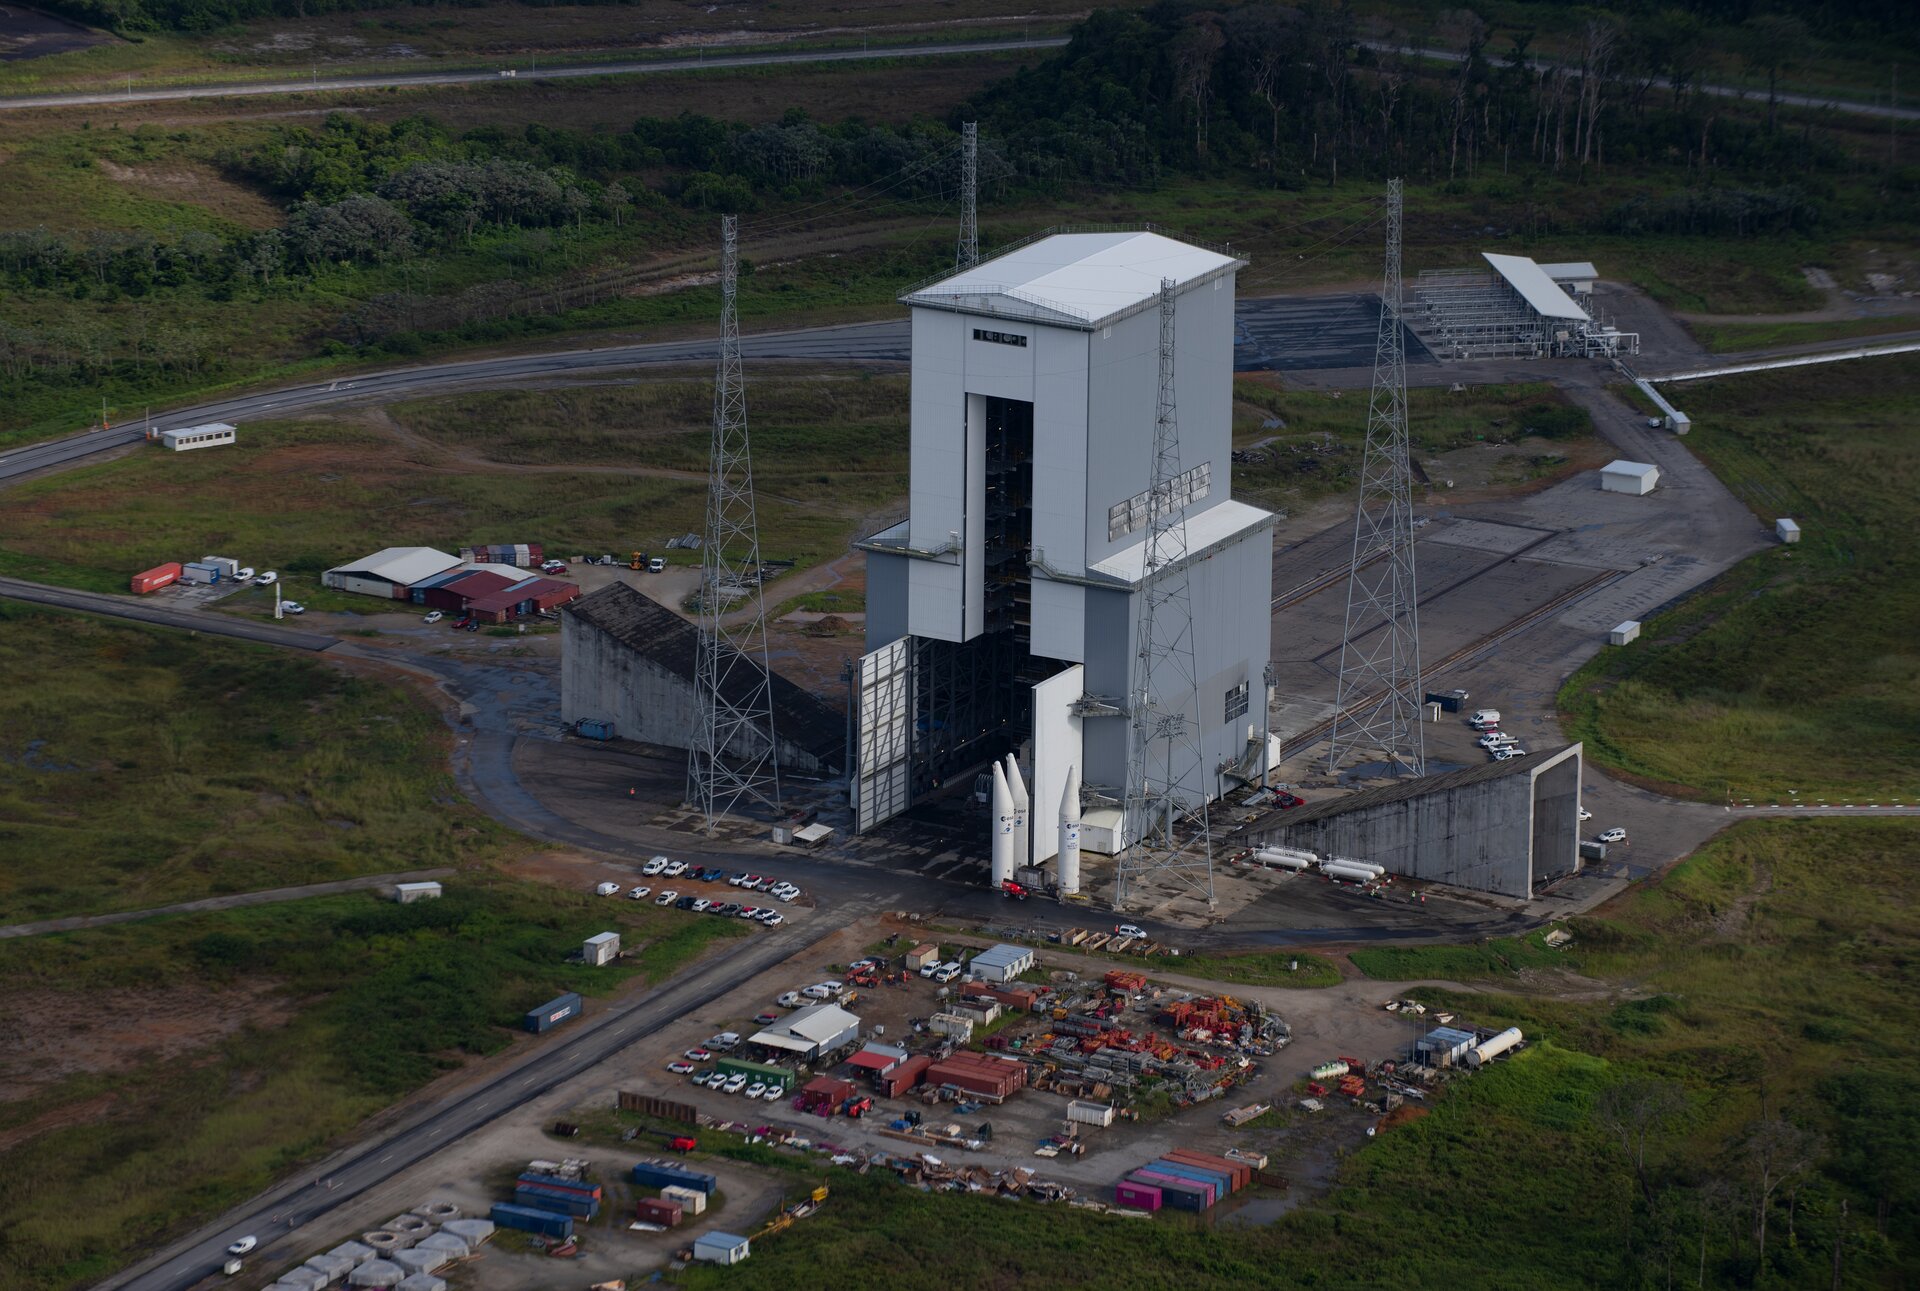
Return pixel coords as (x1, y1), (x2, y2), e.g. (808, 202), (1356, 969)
(514, 1172), (602, 1219)
(925, 1052), (1026, 1099)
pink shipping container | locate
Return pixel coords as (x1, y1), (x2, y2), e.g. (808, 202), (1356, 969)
(1129, 1169), (1215, 1207)
(1115, 1182), (1163, 1211)
(130, 562), (182, 594)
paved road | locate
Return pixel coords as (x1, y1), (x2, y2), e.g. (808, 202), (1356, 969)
(100, 888), (897, 1291)
(0, 868), (455, 940)
(0, 36), (1071, 111)
(0, 575), (339, 649)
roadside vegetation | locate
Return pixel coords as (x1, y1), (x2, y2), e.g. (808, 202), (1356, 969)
(1, 1), (1911, 449)
(674, 820), (1917, 1288)
(0, 372), (910, 595)
(1686, 315), (1920, 354)
(1560, 355), (1920, 800)
(0, 600), (506, 921)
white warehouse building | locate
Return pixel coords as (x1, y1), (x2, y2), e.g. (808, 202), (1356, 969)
(852, 229), (1275, 865)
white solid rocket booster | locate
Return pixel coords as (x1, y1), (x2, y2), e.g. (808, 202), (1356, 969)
(1005, 754), (1030, 875)
(1059, 762), (1082, 896)
(991, 761), (1015, 887)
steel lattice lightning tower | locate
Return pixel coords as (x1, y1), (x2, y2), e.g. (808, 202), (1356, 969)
(687, 215), (781, 828)
(1327, 178), (1426, 777)
(956, 122), (979, 271)
(1117, 278), (1214, 910)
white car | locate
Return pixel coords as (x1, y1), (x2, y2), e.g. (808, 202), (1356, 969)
(761, 1083), (783, 1100)
(254, 571), (277, 586)
(1598, 828), (1628, 844)
(691, 898), (712, 913)
(641, 857), (668, 877)
(802, 984), (833, 1000)
(1579, 808), (1593, 822)
(1115, 923), (1148, 940)
(759, 913), (783, 927)
(1477, 732), (1516, 748)
(771, 883), (800, 902)
(234, 566), (255, 582)
(423, 611), (444, 625)
(931, 963), (961, 984)
(594, 881), (622, 896)
(628, 885), (651, 900)
(655, 890), (678, 906)
(746, 1082), (767, 1099)
(662, 860), (688, 878)
(280, 601), (305, 614)
(1491, 747), (1524, 761)
(777, 990), (803, 1008)
(227, 1237), (257, 1256)
(722, 1074), (747, 1094)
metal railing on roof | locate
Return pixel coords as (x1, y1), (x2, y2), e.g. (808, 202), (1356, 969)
(897, 222), (1240, 299)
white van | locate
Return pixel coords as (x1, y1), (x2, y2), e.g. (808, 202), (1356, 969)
(1470, 709), (1501, 727)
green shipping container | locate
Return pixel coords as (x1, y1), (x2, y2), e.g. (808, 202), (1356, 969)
(716, 1057), (788, 1085)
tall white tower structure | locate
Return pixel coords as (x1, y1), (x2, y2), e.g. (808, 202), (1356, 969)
(852, 229), (1274, 883)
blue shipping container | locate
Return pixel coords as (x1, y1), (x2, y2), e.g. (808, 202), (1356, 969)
(514, 1186), (599, 1219)
(631, 1161), (717, 1194)
(518, 1172), (602, 1198)
(524, 992), (583, 1033)
(576, 719), (615, 741)
(1151, 1159), (1232, 1199)
(490, 1203), (574, 1239)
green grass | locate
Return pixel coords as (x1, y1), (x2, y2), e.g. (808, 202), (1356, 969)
(0, 394), (907, 592)
(0, 874), (744, 1291)
(1168, 950), (1343, 989)
(0, 600), (504, 921)
(1559, 356), (1920, 800)
(1687, 315), (1920, 354)
(1348, 932), (1566, 981)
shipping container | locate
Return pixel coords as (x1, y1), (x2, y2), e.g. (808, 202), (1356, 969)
(523, 992), (583, 1033)
(488, 1203), (573, 1239)
(1125, 1170), (1207, 1211)
(878, 1054), (933, 1098)
(1163, 1149), (1247, 1192)
(634, 1198), (682, 1228)
(1114, 1181), (1163, 1212)
(660, 1185), (707, 1216)
(715, 1057), (788, 1084)
(631, 1161), (716, 1194)
(1066, 1100), (1115, 1127)
(513, 1186), (598, 1219)
(130, 562), (182, 594)
(180, 561), (222, 585)
(1149, 1159), (1231, 1200)
(517, 1173), (602, 1199)
(575, 719), (615, 741)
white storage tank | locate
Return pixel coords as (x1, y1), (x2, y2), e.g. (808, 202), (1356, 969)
(1466, 1027), (1525, 1068)
(1599, 460), (1659, 495)
(1321, 862), (1378, 884)
(1331, 856), (1384, 877)
(1609, 621), (1641, 646)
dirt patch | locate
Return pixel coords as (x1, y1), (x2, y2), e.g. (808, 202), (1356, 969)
(1379, 1102), (1429, 1132)
(0, 1091), (118, 1154)
(0, 978), (290, 1102)
(94, 157), (282, 229)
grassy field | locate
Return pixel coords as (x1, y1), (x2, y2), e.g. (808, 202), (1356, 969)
(1686, 315), (1920, 354)
(670, 820), (1917, 1288)
(1229, 377), (1596, 511)
(1166, 950), (1344, 989)
(1347, 931), (1566, 981)
(0, 600), (504, 921)
(0, 874), (744, 1291)
(1560, 356), (1920, 800)
(0, 372), (910, 595)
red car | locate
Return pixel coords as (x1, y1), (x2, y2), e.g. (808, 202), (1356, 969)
(753, 1011), (781, 1025)
(1274, 791), (1305, 809)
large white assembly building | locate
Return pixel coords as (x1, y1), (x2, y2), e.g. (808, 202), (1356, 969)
(853, 229), (1275, 866)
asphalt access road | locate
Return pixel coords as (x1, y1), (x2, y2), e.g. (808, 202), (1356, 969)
(0, 869), (454, 940)
(0, 36), (1072, 111)
(0, 575), (339, 650)
(2, 296), (1403, 485)
(102, 888), (898, 1291)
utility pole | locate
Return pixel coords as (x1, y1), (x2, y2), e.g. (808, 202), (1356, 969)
(956, 121), (980, 271)
(1328, 178), (1425, 778)
(687, 215), (781, 829)
(1117, 278), (1213, 911)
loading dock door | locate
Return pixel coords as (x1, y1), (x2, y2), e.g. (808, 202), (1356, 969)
(853, 638), (912, 832)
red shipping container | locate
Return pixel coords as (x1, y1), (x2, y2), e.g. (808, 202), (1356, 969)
(635, 1198), (683, 1227)
(130, 562), (182, 594)
(879, 1054), (932, 1097)
(1164, 1149), (1249, 1192)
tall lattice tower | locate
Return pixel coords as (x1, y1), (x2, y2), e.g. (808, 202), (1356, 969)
(956, 122), (979, 271)
(687, 215), (781, 827)
(1117, 278), (1214, 910)
(1327, 178), (1426, 777)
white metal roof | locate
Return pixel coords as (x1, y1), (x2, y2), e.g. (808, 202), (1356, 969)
(1482, 253), (1590, 321)
(1601, 459), (1659, 479)
(903, 232), (1243, 329)
(327, 546), (463, 586)
(972, 944), (1032, 968)
(751, 1003), (860, 1051)
(1089, 499), (1274, 586)
(1536, 261), (1598, 282)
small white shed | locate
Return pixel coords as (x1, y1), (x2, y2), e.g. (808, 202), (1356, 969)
(1609, 621), (1641, 646)
(394, 882), (442, 904)
(1600, 460), (1659, 495)
(1776, 518), (1801, 544)
(692, 1231), (750, 1265)
(583, 932), (620, 966)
